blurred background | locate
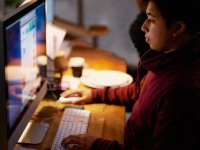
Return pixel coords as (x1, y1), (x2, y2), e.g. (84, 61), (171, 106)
(1, 0), (141, 76)
(54, 0), (140, 66)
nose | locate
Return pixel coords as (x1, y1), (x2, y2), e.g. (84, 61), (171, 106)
(141, 19), (148, 33)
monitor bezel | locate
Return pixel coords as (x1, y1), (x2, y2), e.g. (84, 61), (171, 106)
(0, 0), (47, 149)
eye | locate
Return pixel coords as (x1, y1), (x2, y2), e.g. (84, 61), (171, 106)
(147, 16), (155, 23)
(148, 18), (154, 23)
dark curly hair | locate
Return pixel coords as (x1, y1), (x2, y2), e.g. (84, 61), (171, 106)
(148, 0), (200, 34)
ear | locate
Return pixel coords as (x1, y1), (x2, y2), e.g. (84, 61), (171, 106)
(172, 21), (186, 37)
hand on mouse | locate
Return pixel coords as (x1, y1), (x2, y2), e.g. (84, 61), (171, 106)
(60, 88), (93, 104)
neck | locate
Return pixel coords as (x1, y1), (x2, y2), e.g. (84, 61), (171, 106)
(165, 33), (192, 53)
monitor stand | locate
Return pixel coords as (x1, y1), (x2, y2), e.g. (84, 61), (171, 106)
(18, 122), (49, 144)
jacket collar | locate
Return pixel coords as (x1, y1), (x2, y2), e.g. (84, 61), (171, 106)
(140, 33), (200, 75)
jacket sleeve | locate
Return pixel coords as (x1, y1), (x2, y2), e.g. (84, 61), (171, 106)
(90, 138), (143, 150)
(91, 82), (137, 107)
(91, 75), (147, 107)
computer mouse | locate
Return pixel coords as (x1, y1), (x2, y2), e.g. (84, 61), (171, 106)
(57, 96), (80, 103)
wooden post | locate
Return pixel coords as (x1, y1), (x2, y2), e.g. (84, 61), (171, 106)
(77, 0), (84, 26)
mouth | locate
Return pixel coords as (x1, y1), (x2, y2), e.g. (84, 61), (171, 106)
(145, 36), (149, 43)
(145, 34), (150, 42)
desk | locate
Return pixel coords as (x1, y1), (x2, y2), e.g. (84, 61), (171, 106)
(15, 48), (126, 150)
(30, 102), (125, 149)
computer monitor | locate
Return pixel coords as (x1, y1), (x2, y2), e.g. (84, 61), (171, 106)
(0, 0), (47, 149)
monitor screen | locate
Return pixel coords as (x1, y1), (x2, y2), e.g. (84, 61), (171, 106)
(0, 0), (47, 149)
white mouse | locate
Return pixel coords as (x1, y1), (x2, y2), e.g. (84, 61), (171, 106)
(58, 96), (80, 103)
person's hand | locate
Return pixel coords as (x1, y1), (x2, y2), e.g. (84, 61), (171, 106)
(60, 88), (93, 104)
(61, 134), (97, 150)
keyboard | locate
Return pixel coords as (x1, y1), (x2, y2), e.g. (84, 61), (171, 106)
(51, 108), (91, 150)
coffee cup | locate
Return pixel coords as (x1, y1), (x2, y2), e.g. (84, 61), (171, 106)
(69, 57), (85, 77)
(37, 55), (47, 78)
(55, 51), (67, 71)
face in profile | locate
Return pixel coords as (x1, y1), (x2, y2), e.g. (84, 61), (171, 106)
(141, 1), (176, 52)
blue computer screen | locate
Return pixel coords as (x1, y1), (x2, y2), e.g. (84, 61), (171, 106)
(5, 2), (46, 134)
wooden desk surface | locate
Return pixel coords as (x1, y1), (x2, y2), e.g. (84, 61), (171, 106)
(15, 48), (126, 150)
(29, 101), (125, 150)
